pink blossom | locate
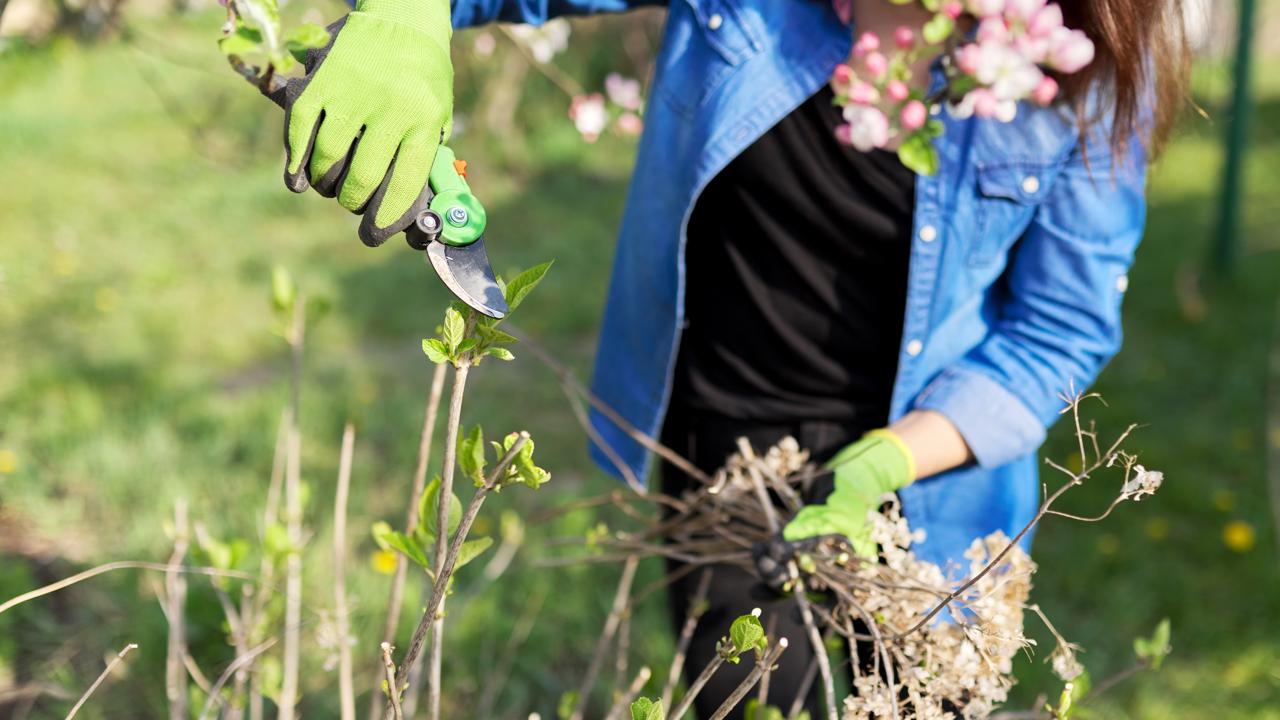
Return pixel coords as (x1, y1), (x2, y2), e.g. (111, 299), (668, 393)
(832, 63), (855, 91)
(568, 93), (608, 142)
(955, 43), (982, 75)
(1013, 33), (1049, 64)
(1026, 3), (1063, 38)
(615, 111), (644, 136)
(604, 73), (643, 111)
(834, 123), (854, 145)
(894, 26), (915, 49)
(863, 51), (888, 79)
(1004, 0), (1045, 23)
(831, 0), (852, 24)
(977, 17), (1009, 45)
(900, 100), (927, 131)
(848, 80), (880, 105)
(966, 0), (1005, 18)
(942, 1), (964, 19)
(1032, 75), (1059, 105)
(1046, 27), (1095, 73)
(840, 105), (890, 151)
(886, 79), (910, 102)
(853, 31), (880, 57)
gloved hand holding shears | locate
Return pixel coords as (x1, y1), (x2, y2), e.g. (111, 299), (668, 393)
(251, 0), (508, 318)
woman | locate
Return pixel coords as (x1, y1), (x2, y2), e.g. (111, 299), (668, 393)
(275, 0), (1188, 714)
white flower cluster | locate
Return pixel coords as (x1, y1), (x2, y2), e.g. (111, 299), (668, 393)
(839, 502), (1036, 719)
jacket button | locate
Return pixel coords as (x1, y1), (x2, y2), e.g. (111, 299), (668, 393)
(919, 225), (937, 242)
(1021, 175), (1040, 194)
(1116, 274), (1129, 293)
(906, 339), (923, 356)
(708, 13), (723, 29)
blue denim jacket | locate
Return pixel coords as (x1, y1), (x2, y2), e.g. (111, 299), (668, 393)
(452, 0), (1147, 571)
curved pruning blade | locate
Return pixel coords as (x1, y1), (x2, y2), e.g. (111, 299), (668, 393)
(426, 237), (508, 319)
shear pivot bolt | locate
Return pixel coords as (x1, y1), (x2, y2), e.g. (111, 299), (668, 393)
(447, 207), (470, 226)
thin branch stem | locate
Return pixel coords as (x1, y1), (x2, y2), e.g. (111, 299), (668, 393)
(165, 501), (189, 720)
(568, 554), (640, 720)
(476, 586), (547, 718)
(196, 640), (278, 720)
(602, 666), (652, 720)
(660, 569), (713, 713)
(786, 657), (819, 720)
(668, 653), (725, 720)
(65, 643), (137, 720)
(496, 25), (586, 96)
(708, 639), (790, 720)
(334, 423), (357, 720)
(381, 643), (404, 720)
(279, 296), (306, 720)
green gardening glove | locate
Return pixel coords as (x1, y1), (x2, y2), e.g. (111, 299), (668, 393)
(281, 0), (453, 247)
(782, 429), (917, 559)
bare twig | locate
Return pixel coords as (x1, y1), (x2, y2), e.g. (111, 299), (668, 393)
(371, 362), (448, 720)
(708, 639), (790, 720)
(196, 640), (278, 720)
(758, 614), (779, 709)
(568, 554), (640, 720)
(279, 297), (306, 720)
(381, 643), (404, 720)
(476, 586), (548, 718)
(165, 501), (189, 720)
(667, 650), (725, 720)
(496, 25), (586, 96)
(65, 643), (138, 720)
(334, 424), (357, 720)
(786, 657), (819, 720)
(602, 666), (652, 720)
(660, 569), (713, 713)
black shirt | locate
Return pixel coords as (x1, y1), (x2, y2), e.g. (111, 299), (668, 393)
(671, 86), (916, 424)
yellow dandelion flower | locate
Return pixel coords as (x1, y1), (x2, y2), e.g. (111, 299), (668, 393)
(1213, 489), (1236, 512)
(1144, 517), (1169, 541)
(1270, 427), (1280, 450)
(1096, 533), (1119, 556)
(0, 449), (16, 474)
(371, 549), (399, 575)
(1223, 521), (1255, 553)
(94, 287), (120, 313)
(53, 249), (77, 277)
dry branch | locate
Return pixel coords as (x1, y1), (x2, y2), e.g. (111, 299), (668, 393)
(334, 424), (357, 720)
(65, 643), (137, 720)
(568, 554), (640, 720)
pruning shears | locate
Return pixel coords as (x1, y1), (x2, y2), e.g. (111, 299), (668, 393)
(242, 66), (509, 319)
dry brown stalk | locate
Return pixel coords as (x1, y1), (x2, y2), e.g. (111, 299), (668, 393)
(65, 642), (137, 720)
(381, 643), (404, 720)
(334, 423), (357, 720)
(370, 362), (448, 720)
(279, 297), (306, 720)
(165, 501), (189, 720)
(196, 639), (278, 720)
(568, 554), (640, 720)
(602, 666), (652, 720)
(660, 568), (713, 713)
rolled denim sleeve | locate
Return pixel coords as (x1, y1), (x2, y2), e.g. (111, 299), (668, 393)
(916, 136), (1148, 468)
(452, 0), (666, 28)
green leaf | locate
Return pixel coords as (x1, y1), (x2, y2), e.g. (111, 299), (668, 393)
(456, 338), (477, 357)
(421, 476), (462, 538)
(458, 425), (487, 487)
(263, 522), (291, 558)
(382, 529), (432, 571)
(422, 338), (450, 364)
(729, 613), (767, 659)
(371, 521), (396, 551)
(921, 12), (955, 45)
(1133, 618), (1172, 669)
(630, 697), (665, 720)
(271, 266), (295, 313)
(285, 22), (329, 62)
(218, 28), (263, 57)
(505, 433), (550, 489)
(486, 347), (515, 361)
(745, 699), (783, 720)
(923, 118), (945, 140)
(454, 536), (493, 570)
(557, 690), (578, 720)
(501, 261), (553, 315)
(442, 307), (465, 353)
(897, 134), (939, 176)
(476, 325), (518, 345)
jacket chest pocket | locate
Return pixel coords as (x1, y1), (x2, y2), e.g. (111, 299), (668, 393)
(656, 0), (762, 118)
(968, 161), (1063, 267)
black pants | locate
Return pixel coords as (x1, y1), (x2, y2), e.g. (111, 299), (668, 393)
(659, 410), (870, 720)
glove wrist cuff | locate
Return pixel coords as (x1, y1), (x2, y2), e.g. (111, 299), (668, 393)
(864, 429), (917, 485)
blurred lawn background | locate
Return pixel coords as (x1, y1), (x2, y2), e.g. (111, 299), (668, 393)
(1, 0), (1279, 717)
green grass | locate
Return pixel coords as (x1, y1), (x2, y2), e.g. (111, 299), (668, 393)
(1, 9), (1279, 719)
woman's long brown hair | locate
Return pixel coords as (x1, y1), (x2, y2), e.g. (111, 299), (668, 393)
(1058, 0), (1191, 159)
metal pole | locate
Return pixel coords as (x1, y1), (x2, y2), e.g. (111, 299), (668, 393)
(1213, 0), (1257, 274)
